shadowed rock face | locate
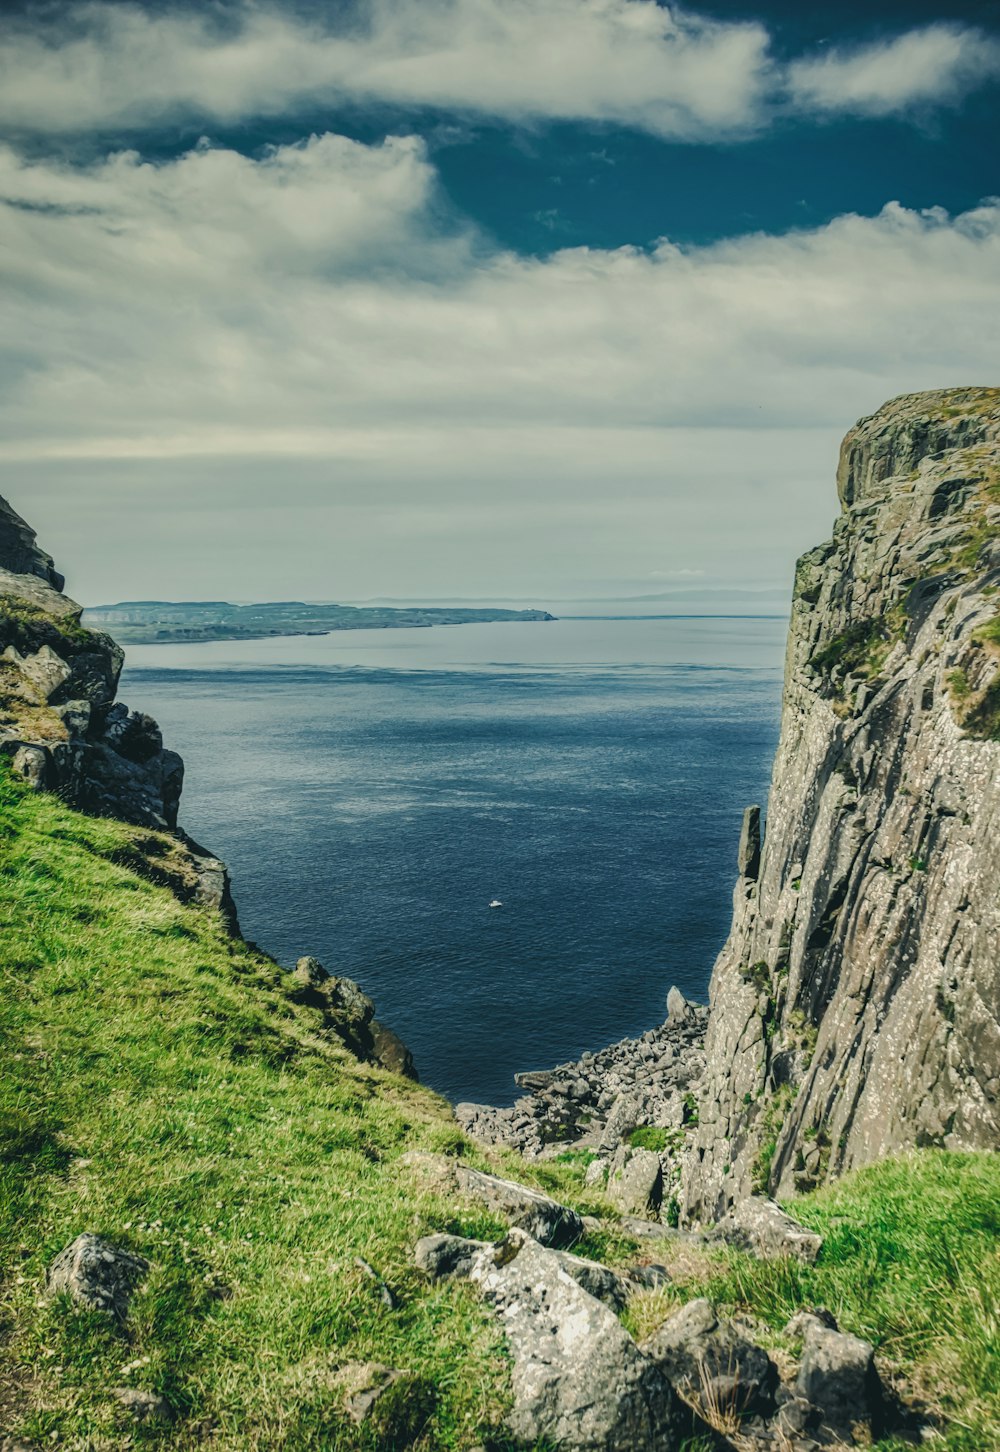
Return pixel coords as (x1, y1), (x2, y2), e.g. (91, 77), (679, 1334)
(682, 387), (1000, 1222)
(0, 494), (64, 591)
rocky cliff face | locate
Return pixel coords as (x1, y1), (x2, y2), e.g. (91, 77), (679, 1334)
(0, 495), (186, 835)
(0, 490), (416, 1077)
(682, 387), (1000, 1222)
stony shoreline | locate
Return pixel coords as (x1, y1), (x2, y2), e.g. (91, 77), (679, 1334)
(455, 988), (709, 1219)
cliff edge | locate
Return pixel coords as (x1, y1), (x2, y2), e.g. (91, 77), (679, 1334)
(683, 386), (1000, 1221)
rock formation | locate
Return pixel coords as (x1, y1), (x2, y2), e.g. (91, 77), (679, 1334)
(682, 387), (1000, 1220)
(0, 491), (414, 1077)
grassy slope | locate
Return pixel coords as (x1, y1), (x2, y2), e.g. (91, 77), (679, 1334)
(0, 766), (998, 1449)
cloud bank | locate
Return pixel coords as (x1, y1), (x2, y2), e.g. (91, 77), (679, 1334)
(2, 131), (998, 600)
(0, 1), (996, 142)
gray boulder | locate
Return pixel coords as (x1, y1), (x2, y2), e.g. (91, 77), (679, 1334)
(414, 1233), (490, 1281)
(414, 1229), (628, 1312)
(608, 1147), (663, 1218)
(643, 1297), (777, 1420)
(469, 1231), (691, 1450)
(401, 1153), (584, 1247)
(455, 1165), (584, 1247)
(713, 1196), (823, 1263)
(791, 1314), (884, 1442)
(47, 1234), (149, 1322)
(599, 1095), (642, 1153)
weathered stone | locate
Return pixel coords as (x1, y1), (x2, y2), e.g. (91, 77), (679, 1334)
(608, 1148), (663, 1219)
(469, 1230), (691, 1450)
(583, 1157), (608, 1187)
(682, 389), (1000, 1221)
(401, 1155), (584, 1247)
(666, 985), (690, 1022)
(47, 1234), (149, 1322)
(10, 744), (49, 790)
(599, 1095), (642, 1153)
(370, 1020), (419, 1080)
(643, 1297), (778, 1421)
(0, 493), (63, 589)
(795, 1320), (884, 1442)
(713, 1198), (823, 1264)
(414, 1233), (489, 1281)
(455, 1165), (584, 1247)
(112, 1388), (171, 1423)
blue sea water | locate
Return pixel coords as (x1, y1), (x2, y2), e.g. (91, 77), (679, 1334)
(120, 616), (785, 1106)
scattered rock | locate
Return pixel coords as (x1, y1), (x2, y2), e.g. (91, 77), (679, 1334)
(583, 1157), (608, 1187)
(414, 1230), (627, 1312)
(414, 1232), (489, 1281)
(713, 1197), (823, 1263)
(608, 1147), (663, 1218)
(469, 1230), (692, 1450)
(47, 1234), (149, 1322)
(794, 1317), (884, 1442)
(112, 1388), (172, 1423)
(455, 1002), (709, 1160)
(644, 1297), (778, 1421)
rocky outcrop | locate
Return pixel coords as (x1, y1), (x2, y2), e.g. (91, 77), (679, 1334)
(0, 531), (183, 832)
(0, 492), (416, 1080)
(683, 388), (1000, 1221)
(0, 494), (64, 591)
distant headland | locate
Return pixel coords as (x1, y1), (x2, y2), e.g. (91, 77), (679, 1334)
(82, 599), (556, 643)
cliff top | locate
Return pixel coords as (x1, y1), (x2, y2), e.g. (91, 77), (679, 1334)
(837, 385), (1000, 508)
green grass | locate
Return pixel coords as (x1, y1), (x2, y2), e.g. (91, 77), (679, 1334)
(627, 1154), (1000, 1450)
(2, 767), (999, 1449)
(0, 768), (522, 1448)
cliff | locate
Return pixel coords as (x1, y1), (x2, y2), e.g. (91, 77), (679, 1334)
(683, 387), (1000, 1221)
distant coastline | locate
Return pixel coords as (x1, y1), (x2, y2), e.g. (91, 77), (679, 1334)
(83, 599), (555, 644)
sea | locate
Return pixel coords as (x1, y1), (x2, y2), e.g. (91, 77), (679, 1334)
(120, 615), (785, 1107)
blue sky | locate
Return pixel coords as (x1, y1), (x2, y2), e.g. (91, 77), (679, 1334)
(1, 0), (998, 606)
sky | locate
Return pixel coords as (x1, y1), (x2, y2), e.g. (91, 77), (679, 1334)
(1, 0), (999, 608)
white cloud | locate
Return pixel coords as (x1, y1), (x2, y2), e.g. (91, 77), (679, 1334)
(787, 24), (1000, 118)
(0, 0), (773, 141)
(2, 133), (999, 601)
(1, 1), (996, 143)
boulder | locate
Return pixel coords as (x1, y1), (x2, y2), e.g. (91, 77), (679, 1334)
(414, 1233), (489, 1281)
(469, 1231), (691, 1450)
(666, 986), (690, 1023)
(608, 1148), (663, 1218)
(414, 1230), (627, 1312)
(370, 1020), (419, 1080)
(10, 744), (49, 791)
(599, 1095), (642, 1153)
(47, 1234), (149, 1322)
(454, 1164), (584, 1247)
(643, 1297), (777, 1420)
(713, 1197), (823, 1263)
(792, 1315), (884, 1442)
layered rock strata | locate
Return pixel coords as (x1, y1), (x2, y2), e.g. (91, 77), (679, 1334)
(682, 388), (1000, 1221)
